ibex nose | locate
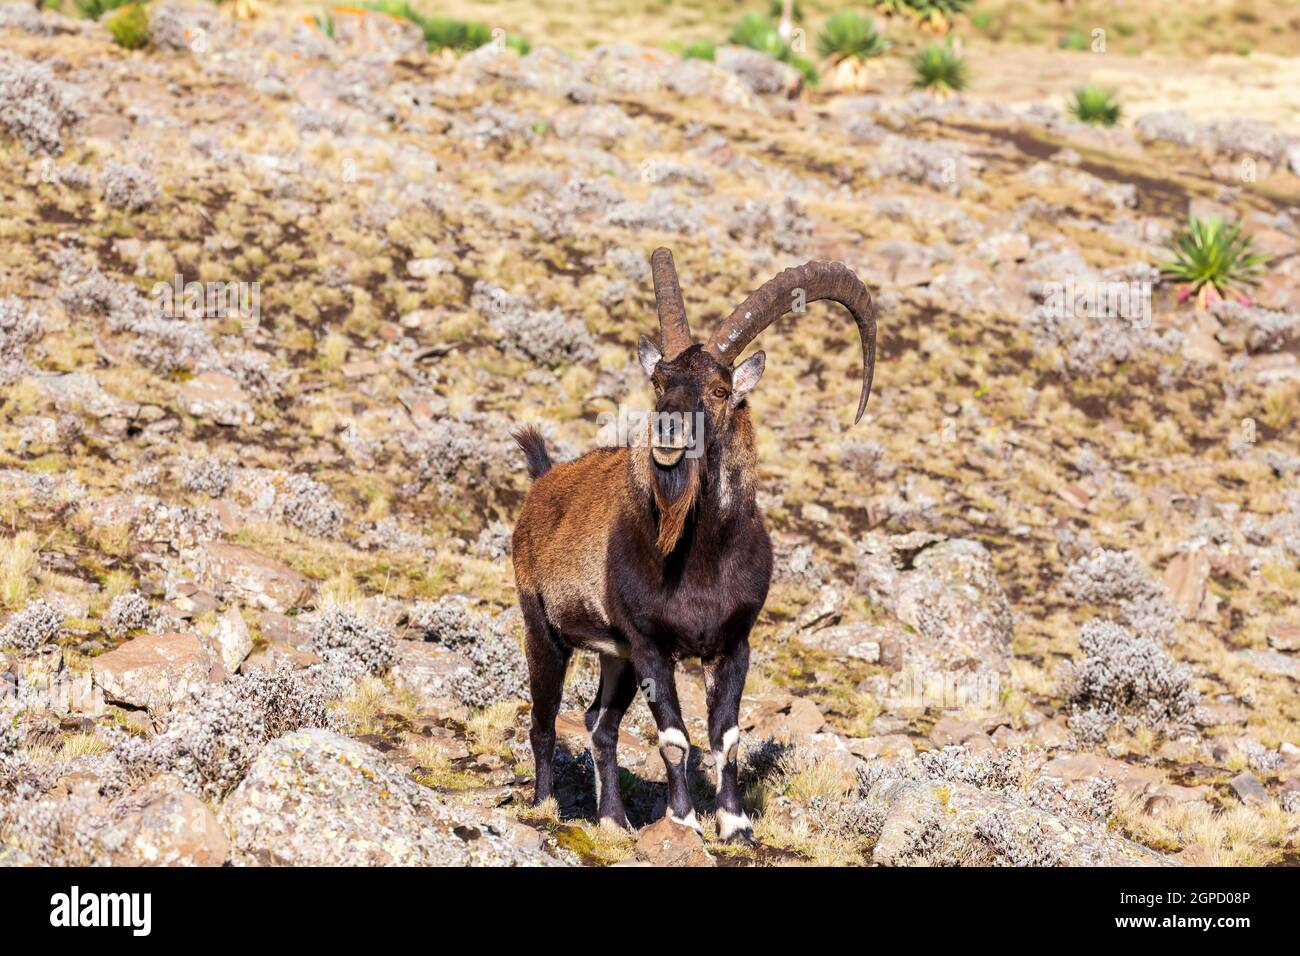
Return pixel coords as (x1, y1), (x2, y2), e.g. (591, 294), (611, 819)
(651, 390), (694, 467)
(661, 414), (684, 445)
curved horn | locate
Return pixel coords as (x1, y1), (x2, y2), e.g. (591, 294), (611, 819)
(704, 260), (877, 424)
(650, 247), (693, 358)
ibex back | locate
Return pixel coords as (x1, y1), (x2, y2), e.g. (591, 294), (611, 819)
(512, 248), (877, 842)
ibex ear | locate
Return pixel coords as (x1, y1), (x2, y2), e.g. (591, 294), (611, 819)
(637, 335), (663, 377)
(732, 350), (765, 398)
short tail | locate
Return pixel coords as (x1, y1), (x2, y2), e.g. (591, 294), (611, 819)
(513, 426), (553, 480)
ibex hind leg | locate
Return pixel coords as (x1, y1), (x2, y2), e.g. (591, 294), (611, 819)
(520, 592), (569, 807)
(585, 654), (637, 830)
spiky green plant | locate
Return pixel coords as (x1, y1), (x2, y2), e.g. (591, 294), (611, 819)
(911, 42), (967, 93)
(1161, 217), (1268, 306)
(1060, 28), (1089, 50)
(361, 3), (513, 53)
(683, 39), (717, 61)
(105, 3), (149, 49)
(878, 0), (970, 14)
(769, 0), (805, 21)
(461, 19), (492, 50)
(877, 0), (970, 32)
(1068, 85), (1122, 126)
(730, 13), (787, 57)
(817, 11), (891, 61)
(73, 0), (132, 19)
(312, 7), (335, 39)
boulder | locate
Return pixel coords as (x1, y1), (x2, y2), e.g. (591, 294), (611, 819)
(389, 640), (476, 710)
(106, 774), (229, 866)
(775, 585), (844, 640)
(1039, 752), (1164, 798)
(714, 46), (800, 96)
(741, 693), (825, 744)
(241, 611), (319, 674)
(792, 621), (884, 662)
(32, 372), (138, 419)
(856, 533), (1013, 706)
(634, 816), (714, 867)
(775, 586), (885, 662)
(848, 734), (915, 761)
(187, 543), (314, 613)
(869, 778), (1178, 867)
(1234, 649), (1300, 680)
(220, 729), (559, 866)
(91, 632), (210, 712)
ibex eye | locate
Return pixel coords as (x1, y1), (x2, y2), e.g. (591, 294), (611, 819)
(714, 387), (728, 398)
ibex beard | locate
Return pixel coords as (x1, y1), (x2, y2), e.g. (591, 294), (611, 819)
(511, 247), (877, 843)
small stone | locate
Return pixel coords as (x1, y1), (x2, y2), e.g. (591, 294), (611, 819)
(634, 816), (714, 867)
(1163, 549), (1214, 621)
(792, 621), (882, 662)
(848, 734), (914, 760)
(1034, 717), (1071, 748)
(206, 606), (253, 672)
(406, 257), (451, 279)
(177, 372), (254, 426)
(1142, 795), (1174, 818)
(930, 718), (984, 747)
(389, 640), (476, 711)
(1234, 649), (1300, 680)
(1267, 624), (1300, 652)
(1228, 771), (1270, 807)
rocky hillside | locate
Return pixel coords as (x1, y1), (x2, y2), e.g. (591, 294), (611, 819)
(1, 3), (1298, 867)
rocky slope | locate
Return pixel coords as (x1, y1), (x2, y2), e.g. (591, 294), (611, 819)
(1, 4), (1298, 867)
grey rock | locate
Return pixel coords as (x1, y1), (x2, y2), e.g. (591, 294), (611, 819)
(1234, 649), (1300, 680)
(714, 46), (799, 96)
(869, 778), (1178, 867)
(220, 730), (561, 866)
(856, 533), (1014, 679)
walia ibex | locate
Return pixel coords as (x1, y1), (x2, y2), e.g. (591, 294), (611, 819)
(511, 248), (877, 843)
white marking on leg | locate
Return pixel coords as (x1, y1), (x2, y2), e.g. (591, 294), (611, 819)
(717, 809), (752, 841)
(714, 727), (740, 792)
(721, 726), (740, 759)
(658, 727), (689, 764)
(658, 727), (689, 751)
(669, 809), (701, 833)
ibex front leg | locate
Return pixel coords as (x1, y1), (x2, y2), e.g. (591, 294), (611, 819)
(632, 644), (699, 832)
(704, 638), (755, 844)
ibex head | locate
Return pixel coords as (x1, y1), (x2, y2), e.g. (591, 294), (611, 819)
(635, 247), (878, 553)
